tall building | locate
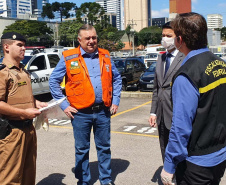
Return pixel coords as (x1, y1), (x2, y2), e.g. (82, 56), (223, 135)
(207, 14), (223, 29)
(169, 0), (191, 20)
(152, 17), (169, 27)
(0, 0), (32, 18)
(124, 0), (151, 32)
(96, 0), (123, 30)
(0, 0), (48, 20)
(32, 0), (48, 20)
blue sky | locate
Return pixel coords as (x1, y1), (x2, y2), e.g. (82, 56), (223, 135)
(50, 0), (226, 26)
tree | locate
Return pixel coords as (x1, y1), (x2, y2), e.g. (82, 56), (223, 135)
(125, 25), (132, 44)
(42, 2), (77, 22)
(3, 20), (53, 46)
(98, 39), (124, 52)
(138, 26), (162, 47)
(76, 2), (105, 25)
(59, 21), (83, 47)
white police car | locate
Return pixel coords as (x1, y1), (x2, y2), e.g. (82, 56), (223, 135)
(24, 52), (61, 95)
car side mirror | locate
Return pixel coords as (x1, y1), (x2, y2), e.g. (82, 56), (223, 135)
(29, 65), (38, 71)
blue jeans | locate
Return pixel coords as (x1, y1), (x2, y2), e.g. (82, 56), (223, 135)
(71, 108), (112, 185)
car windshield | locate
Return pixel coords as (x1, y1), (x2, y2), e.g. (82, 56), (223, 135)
(113, 59), (125, 68)
(145, 53), (158, 59)
(147, 62), (156, 72)
(21, 56), (32, 65)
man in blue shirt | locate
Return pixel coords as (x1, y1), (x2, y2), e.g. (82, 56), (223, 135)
(161, 12), (226, 185)
(49, 24), (122, 185)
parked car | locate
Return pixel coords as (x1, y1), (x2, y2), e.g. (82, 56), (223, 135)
(139, 62), (156, 91)
(214, 53), (226, 61)
(112, 57), (146, 91)
(143, 51), (165, 67)
(24, 52), (61, 95)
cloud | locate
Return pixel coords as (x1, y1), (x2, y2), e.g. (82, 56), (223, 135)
(218, 3), (226, 7)
(152, 9), (169, 18)
(192, 0), (198, 3)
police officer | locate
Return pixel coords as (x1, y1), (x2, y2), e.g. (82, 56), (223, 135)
(0, 32), (47, 185)
(49, 24), (122, 185)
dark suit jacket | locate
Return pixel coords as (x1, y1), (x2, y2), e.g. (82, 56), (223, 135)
(150, 51), (185, 129)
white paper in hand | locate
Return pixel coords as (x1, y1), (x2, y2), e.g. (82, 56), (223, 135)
(39, 97), (66, 112)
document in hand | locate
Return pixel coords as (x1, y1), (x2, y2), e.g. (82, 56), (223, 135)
(39, 97), (66, 112)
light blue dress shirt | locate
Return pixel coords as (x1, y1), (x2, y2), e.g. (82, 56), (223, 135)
(49, 47), (122, 110)
(164, 47), (226, 174)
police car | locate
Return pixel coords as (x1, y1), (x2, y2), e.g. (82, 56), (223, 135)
(24, 52), (62, 95)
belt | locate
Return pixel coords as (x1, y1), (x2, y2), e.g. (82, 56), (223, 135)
(90, 103), (105, 111)
(8, 119), (33, 129)
(79, 103), (107, 113)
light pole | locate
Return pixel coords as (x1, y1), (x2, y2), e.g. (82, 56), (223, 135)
(131, 29), (135, 56)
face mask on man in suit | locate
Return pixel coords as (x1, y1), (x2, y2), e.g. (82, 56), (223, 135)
(161, 37), (175, 51)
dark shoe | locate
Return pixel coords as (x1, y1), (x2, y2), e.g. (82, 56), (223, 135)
(71, 167), (75, 174)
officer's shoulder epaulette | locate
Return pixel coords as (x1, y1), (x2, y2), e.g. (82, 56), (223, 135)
(0, 64), (6, 70)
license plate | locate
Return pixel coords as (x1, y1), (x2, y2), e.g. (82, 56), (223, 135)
(147, 84), (153, 88)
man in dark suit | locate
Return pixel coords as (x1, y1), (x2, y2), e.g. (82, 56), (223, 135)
(148, 22), (185, 162)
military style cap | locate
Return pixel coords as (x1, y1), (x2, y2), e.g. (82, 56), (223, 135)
(1, 32), (26, 43)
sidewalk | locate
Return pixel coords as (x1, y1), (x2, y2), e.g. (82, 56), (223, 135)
(121, 91), (153, 98)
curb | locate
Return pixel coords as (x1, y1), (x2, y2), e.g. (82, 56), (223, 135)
(121, 91), (153, 99)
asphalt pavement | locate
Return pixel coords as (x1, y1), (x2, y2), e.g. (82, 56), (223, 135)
(35, 91), (226, 185)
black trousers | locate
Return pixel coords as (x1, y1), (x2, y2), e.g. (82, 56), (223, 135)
(158, 118), (170, 162)
(176, 160), (226, 185)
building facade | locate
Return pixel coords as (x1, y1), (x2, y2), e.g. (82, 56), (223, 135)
(152, 17), (169, 27)
(0, 0), (48, 20)
(0, 0), (32, 18)
(124, 0), (151, 32)
(96, 0), (123, 30)
(207, 14), (223, 29)
(169, 0), (191, 20)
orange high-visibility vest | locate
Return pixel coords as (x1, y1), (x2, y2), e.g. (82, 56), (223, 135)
(63, 46), (113, 109)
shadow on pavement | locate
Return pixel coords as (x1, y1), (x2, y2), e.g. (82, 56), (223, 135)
(36, 173), (66, 185)
(89, 158), (130, 184)
(151, 166), (164, 185)
(37, 158), (129, 185)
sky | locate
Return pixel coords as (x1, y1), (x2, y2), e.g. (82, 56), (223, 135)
(50, 0), (226, 27)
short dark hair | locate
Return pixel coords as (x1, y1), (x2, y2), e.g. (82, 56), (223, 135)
(171, 12), (208, 50)
(78, 24), (96, 38)
(162, 21), (172, 29)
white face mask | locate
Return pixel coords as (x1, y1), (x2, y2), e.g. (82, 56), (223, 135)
(161, 37), (175, 50)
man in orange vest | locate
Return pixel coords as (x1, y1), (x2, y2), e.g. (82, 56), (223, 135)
(49, 24), (122, 185)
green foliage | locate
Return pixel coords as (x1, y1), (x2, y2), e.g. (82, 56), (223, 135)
(125, 25), (131, 43)
(98, 39), (125, 52)
(42, 2), (76, 22)
(3, 20), (53, 47)
(138, 26), (162, 47)
(59, 21), (83, 47)
(220, 27), (226, 41)
(76, 2), (105, 25)
(41, 3), (54, 19)
(3, 20), (53, 38)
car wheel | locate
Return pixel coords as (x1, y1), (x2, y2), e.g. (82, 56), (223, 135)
(122, 81), (127, 91)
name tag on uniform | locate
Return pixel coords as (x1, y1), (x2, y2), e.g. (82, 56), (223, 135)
(18, 81), (27, 86)
(70, 61), (80, 69)
(65, 54), (79, 61)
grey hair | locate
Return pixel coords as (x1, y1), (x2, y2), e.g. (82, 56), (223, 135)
(77, 24), (96, 38)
